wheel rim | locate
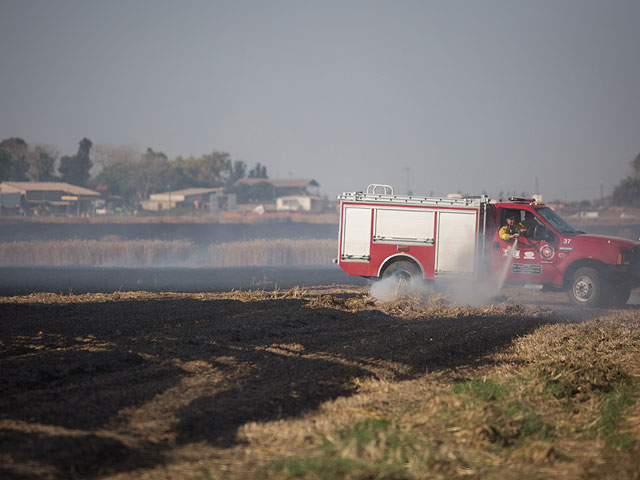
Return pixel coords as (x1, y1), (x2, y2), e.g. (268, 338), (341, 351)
(573, 276), (594, 302)
(393, 271), (412, 289)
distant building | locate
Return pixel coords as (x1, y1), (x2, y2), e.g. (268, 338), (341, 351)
(234, 178), (320, 198)
(276, 195), (329, 212)
(0, 183), (22, 212)
(0, 181), (101, 216)
(574, 211), (599, 218)
(141, 187), (236, 212)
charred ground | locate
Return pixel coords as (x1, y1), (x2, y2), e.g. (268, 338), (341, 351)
(1, 287), (639, 479)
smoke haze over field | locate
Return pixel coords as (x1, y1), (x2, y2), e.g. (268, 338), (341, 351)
(369, 275), (504, 306)
(2, 1), (640, 201)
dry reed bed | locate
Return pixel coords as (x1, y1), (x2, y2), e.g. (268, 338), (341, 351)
(0, 239), (196, 267)
(0, 213), (339, 224)
(208, 238), (336, 267)
(0, 238), (337, 267)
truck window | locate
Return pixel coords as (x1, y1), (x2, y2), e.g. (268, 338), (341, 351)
(374, 208), (435, 244)
(535, 207), (582, 237)
(342, 207), (372, 260)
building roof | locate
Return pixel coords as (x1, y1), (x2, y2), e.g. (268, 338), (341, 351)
(235, 178), (319, 188)
(0, 183), (22, 194)
(277, 194), (326, 201)
(149, 187), (223, 201)
(153, 187), (223, 197)
(1, 181), (101, 197)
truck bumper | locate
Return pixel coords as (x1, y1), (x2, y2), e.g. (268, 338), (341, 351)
(609, 264), (640, 286)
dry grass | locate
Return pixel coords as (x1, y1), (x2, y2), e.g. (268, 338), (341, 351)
(257, 309), (640, 480)
(0, 239), (197, 266)
(0, 286), (321, 304)
(0, 238), (337, 267)
(208, 238), (336, 267)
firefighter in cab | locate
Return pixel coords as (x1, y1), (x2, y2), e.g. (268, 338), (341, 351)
(499, 214), (527, 242)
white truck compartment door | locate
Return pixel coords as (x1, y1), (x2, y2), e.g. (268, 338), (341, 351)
(341, 206), (372, 260)
(374, 208), (434, 244)
(435, 211), (477, 274)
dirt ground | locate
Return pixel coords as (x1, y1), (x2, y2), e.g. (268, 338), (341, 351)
(0, 286), (638, 479)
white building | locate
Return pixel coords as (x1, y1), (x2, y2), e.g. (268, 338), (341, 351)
(141, 187), (236, 212)
(276, 195), (329, 212)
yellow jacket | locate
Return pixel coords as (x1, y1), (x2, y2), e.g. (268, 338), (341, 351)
(499, 222), (526, 241)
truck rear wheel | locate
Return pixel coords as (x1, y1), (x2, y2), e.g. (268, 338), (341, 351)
(567, 267), (611, 308)
(380, 260), (424, 297)
(382, 260), (421, 282)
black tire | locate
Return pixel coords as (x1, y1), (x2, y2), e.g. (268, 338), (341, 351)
(381, 260), (424, 297)
(381, 260), (422, 282)
(611, 286), (632, 307)
(566, 267), (611, 308)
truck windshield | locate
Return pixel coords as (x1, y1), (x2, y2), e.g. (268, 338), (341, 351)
(535, 207), (582, 237)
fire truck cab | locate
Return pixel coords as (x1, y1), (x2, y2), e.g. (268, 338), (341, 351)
(338, 184), (640, 307)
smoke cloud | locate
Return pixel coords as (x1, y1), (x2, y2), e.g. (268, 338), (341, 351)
(369, 274), (507, 306)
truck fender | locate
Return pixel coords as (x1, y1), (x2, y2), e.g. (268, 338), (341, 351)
(562, 258), (610, 290)
(378, 254), (425, 279)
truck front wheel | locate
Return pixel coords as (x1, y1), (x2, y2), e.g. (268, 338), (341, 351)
(567, 267), (611, 307)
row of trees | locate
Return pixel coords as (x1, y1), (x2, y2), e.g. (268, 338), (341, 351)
(6, 136), (638, 207)
(0, 137), (94, 185)
(1, 137), (273, 205)
(612, 153), (640, 207)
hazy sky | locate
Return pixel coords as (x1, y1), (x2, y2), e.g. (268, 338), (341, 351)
(2, 0), (639, 201)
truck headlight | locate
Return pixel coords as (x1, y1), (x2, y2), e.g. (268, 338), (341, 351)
(617, 247), (638, 265)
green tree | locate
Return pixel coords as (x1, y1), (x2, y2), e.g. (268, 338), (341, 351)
(59, 137), (93, 185)
(96, 147), (178, 205)
(134, 148), (178, 201)
(248, 162), (268, 179)
(179, 150), (232, 187)
(27, 145), (58, 181)
(234, 180), (275, 203)
(612, 153), (640, 207)
(0, 137), (29, 180)
(95, 146), (251, 207)
(226, 160), (246, 188)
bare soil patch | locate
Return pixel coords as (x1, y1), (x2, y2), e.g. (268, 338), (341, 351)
(1, 287), (638, 479)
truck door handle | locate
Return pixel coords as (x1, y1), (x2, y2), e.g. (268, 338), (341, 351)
(493, 241), (500, 251)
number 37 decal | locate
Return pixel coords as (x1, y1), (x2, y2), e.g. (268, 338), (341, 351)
(563, 239), (572, 245)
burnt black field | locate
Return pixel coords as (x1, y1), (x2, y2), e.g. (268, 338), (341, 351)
(0, 265), (367, 296)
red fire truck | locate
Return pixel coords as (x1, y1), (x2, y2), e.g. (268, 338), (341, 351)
(337, 184), (640, 307)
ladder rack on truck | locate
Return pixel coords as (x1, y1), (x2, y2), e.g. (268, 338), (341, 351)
(338, 184), (490, 208)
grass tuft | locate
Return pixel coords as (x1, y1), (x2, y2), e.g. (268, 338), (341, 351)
(453, 378), (511, 402)
(263, 418), (424, 479)
(594, 383), (637, 450)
